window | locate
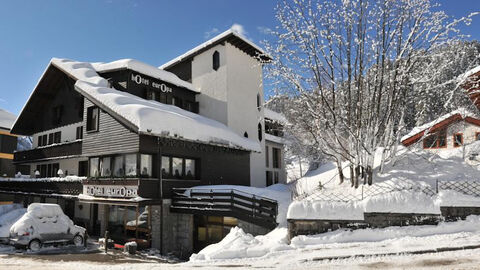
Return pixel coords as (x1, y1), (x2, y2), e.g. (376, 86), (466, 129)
(146, 90), (156, 101)
(272, 147), (281, 169)
(90, 157), (99, 177)
(78, 161), (88, 177)
(174, 97), (183, 108)
(257, 93), (261, 111)
(48, 133), (54, 145)
(76, 126), (83, 140)
(266, 171), (273, 186)
(258, 123), (263, 141)
(54, 132), (61, 144)
(113, 155), (124, 177)
(160, 93), (167, 104)
(423, 130), (447, 149)
(140, 154), (152, 177)
(38, 135), (48, 147)
(273, 171), (279, 184)
(162, 156), (197, 180)
(244, 132), (248, 138)
(185, 159), (196, 179)
(125, 154), (137, 177)
(213, 51), (220, 71)
(86, 106), (99, 132)
(100, 157), (111, 177)
(161, 156), (171, 178)
(172, 157), (183, 179)
(265, 146), (269, 167)
(453, 133), (463, 147)
(476, 132), (480, 141)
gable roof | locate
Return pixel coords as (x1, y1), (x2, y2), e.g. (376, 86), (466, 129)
(159, 29), (272, 70)
(401, 108), (480, 146)
(0, 109), (16, 130)
(15, 58), (260, 152)
(91, 59), (199, 93)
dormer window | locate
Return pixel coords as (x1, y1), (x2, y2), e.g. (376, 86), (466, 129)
(213, 51), (220, 71)
(258, 123), (263, 141)
(257, 93), (261, 111)
(86, 106), (100, 132)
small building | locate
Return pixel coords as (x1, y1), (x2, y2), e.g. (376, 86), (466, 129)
(0, 29), (287, 257)
(401, 109), (480, 150)
(0, 109), (18, 177)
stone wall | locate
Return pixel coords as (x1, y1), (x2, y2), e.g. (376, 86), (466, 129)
(364, 212), (440, 228)
(288, 219), (367, 240)
(150, 200), (194, 259)
(238, 220), (271, 236)
(440, 206), (480, 221)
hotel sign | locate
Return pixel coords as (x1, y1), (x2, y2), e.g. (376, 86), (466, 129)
(131, 73), (173, 93)
(83, 185), (138, 198)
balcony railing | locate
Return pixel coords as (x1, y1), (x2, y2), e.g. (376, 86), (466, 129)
(0, 179), (82, 195)
(14, 141), (82, 163)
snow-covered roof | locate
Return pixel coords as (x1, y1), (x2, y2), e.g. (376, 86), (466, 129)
(401, 108), (477, 142)
(160, 28), (271, 70)
(91, 59), (199, 93)
(51, 58), (260, 152)
(265, 133), (286, 145)
(458, 65), (480, 83)
(0, 108), (16, 130)
(264, 108), (287, 124)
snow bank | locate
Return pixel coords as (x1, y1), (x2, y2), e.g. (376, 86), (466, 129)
(50, 58), (260, 152)
(190, 227), (292, 261)
(0, 108), (16, 130)
(290, 215), (480, 248)
(0, 208), (27, 237)
(436, 190), (480, 207)
(288, 190), (440, 220)
(288, 200), (364, 220)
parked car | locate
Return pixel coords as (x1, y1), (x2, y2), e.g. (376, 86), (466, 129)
(9, 203), (86, 251)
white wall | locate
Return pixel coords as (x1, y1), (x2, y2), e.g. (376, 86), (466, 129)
(416, 121), (480, 152)
(32, 122), (83, 148)
(29, 157), (87, 177)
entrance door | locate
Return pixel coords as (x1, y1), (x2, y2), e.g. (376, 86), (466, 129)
(193, 216), (238, 252)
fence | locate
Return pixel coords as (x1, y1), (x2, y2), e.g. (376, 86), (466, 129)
(295, 180), (480, 202)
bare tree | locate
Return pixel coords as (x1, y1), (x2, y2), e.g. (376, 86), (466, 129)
(264, 0), (477, 187)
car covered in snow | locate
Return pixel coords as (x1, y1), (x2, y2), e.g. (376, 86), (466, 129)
(9, 203), (86, 251)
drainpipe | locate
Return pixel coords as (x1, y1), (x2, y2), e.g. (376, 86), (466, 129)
(157, 137), (164, 254)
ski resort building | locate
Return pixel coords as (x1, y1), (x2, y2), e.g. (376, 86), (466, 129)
(401, 109), (480, 151)
(0, 109), (17, 177)
(0, 29), (286, 257)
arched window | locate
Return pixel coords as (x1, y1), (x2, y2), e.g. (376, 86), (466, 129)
(213, 51), (220, 71)
(258, 123), (263, 141)
(244, 132), (248, 138)
(256, 93), (261, 111)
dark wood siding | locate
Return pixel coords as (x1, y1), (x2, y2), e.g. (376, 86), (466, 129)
(82, 99), (139, 156)
(165, 59), (192, 82)
(140, 135), (250, 198)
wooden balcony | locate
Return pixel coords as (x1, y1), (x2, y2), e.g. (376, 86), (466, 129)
(0, 179), (82, 195)
(13, 141), (82, 163)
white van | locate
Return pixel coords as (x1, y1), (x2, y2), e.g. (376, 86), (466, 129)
(9, 203), (86, 251)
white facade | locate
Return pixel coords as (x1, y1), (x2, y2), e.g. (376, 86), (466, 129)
(32, 122), (83, 148)
(415, 120), (480, 152)
(192, 43), (266, 187)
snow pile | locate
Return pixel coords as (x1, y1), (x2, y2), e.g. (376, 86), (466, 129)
(264, 108), (287, 124)
(0, 108), (16, 130)
(190, 227), (292, 261)
(436, 190), (480, 207)
(288, 190), (440, 220)
(49, 58), (260, 152)
(186, 184), (291, 225)
(401, 108), (477, 142)
(0, 176), (85, 182)
(290, 215), (480, 248)
(10, 203), (75, 236)
(288, 200), (364, 220)
(92, 59), (199, 93)
(0, 204), (26, 238)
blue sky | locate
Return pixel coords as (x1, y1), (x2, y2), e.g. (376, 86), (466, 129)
(0, 0), (479, 115)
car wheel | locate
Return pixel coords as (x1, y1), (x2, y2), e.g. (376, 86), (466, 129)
(28, 239), (42, 252)
(73, 234), (84, 246)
